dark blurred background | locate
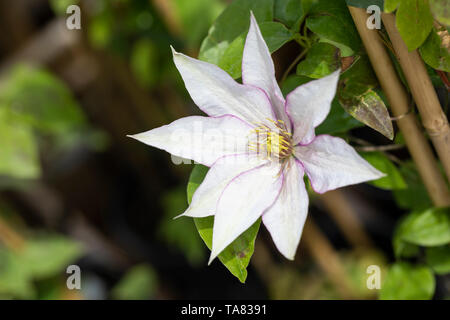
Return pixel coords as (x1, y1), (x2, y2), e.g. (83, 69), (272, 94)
(0, 0), (446, 300)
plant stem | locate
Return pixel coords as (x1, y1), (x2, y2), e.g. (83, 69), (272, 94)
(348, 6), (450, 207)
(280, 48), (308, 84)
(382, 13), (450, 183)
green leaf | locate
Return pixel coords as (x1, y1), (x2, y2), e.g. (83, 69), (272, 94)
(393, 162), (433, 210)
(280, 74), (313, 96)
(316, 99), (364, 135)
(429, 0), (450, 26)
(425, 245), (450, 275)
(346, 0), (384, 9)
(420, 27), (450, 72)
(187, 164), (210, 204)
(0, 65), (85, 136)
(218, 22), (295, 79)
(296, 42), (341, 79)
(22, 235), (83, 279)
(111, 264), (158, 300)
(194, 216), (260, 284)
(281, 76), (364, 134)
(380, 262), (435, 300)
(306, 0), (361, 56)
(0, 248), (35, 299)
(187, 164), (261, 283)
(338, 56), (394, 139)
(395, 207), (450, 247)
(0, 109), (41, 179)
(199, 0), (274, 65)
(49, 0), (79, 15)
(360, 152), (407, 190)
(173, 0), (225, 47)
(384, 0), (401, 12)
(274, 0), (305, 28)
(339, 89), (393, 140)
(0, 233), (82, 299)
(396, 0), (434, 50)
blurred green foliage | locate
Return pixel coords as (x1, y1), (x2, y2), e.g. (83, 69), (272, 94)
(0, 64), (107, 182)
(158, 187), (205, 266)
(0, 233), (83, 299)
(111, 264), (158, 300)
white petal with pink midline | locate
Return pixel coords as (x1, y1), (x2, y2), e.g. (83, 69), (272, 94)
(172, 47), (274, 125)
(262, 159), (308, 260)
(285, 70), (340, 145)
(242, 13), (290, 126)
(129, 115), (251, 166)
(294, 135), (385, 194)
(209, 162), (283, 264)
(182, 154), (265, 218)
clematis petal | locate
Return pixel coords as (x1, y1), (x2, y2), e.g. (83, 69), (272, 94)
(172, 47), (275, 124)
(242, 13), (290, 127)
(182, 154), (265, 218)
(262, 159), (308, 260)
(209, 162), (283, 264)
(129, 115), (252, 166)
(294, 135), (385, 194)
(286, 70), (340, 144)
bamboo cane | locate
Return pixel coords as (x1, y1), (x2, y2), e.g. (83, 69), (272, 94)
(301, 219), (356, 299)
(382, 13), (450, 182)
(348, 6), (450, 207)
(321, 190), (373, 248)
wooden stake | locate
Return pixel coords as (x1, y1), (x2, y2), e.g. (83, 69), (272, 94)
(382, 13), (450, 182)
(321, 190), (373, 248)
(301, 219), (356, 299)
(348, 6), (450, 207)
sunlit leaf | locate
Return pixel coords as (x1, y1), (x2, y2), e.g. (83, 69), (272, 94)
(396, 0), (434, 50)
(380, 262), (435, 300)
(199, 0), (274, 65)
(173, 0), (225, 47)
(394, 207), (450, 248)
(384, 0), (401, 12)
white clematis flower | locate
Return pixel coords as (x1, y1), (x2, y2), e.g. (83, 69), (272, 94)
(129, 13), (384, 264)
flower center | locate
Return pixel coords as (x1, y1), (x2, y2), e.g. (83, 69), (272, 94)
(248, 119), (293, 161)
